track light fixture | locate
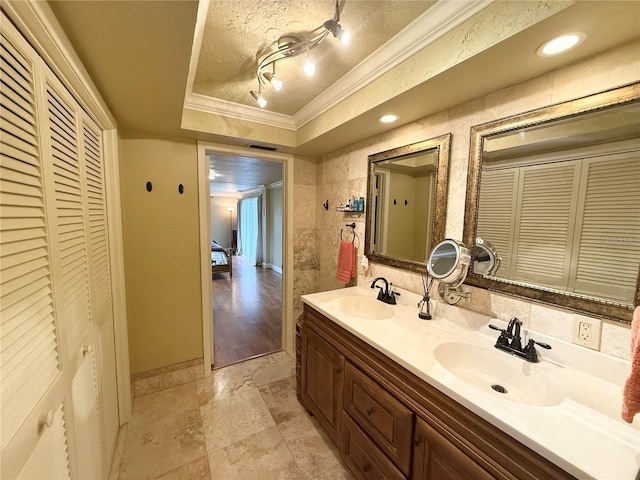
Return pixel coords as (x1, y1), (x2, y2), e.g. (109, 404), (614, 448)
(249, 0), (349, 109)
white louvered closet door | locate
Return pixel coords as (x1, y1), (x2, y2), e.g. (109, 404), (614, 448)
(42, 70), (105, 479)
(82, 114), (119, 463)
(0, 16), (70, 479)
(2, 10), (120, 478)
(570, 151), (640, 303)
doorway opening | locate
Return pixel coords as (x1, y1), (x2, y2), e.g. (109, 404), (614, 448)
(198, 142), (294, 373)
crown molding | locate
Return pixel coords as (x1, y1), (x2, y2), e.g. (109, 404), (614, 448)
(293, 0), (492, 127)
(184, 0), (490, 132)
(267, 181), (284, 189)
(185, 92), (296, 130)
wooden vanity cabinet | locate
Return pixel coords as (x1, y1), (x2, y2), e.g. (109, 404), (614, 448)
(413, 417), (495, 480)
(301, 324), (345, 444)
(300, 304), (577, 480)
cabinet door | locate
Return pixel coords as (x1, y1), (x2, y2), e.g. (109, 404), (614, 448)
(344, 362), (413, 475)
(413, 417), (496, 480)
(342, 413), (405, 480)
(301, 325), (344, 444)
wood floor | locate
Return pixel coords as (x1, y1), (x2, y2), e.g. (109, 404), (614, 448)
(212, 255), (282, 369)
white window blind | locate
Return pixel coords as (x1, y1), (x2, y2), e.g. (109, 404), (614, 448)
(477, 168), (517, 277)
(0, 28), (62, 451)
(511, 161), (580, 289)
(571, 153), (640, 302)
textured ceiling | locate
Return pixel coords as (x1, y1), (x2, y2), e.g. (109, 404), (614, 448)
(209, 154), (283, 193)
(194, 0), (434, 115)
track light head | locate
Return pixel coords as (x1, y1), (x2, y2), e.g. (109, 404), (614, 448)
(323, 19), (350, 46)
(262, 72), (283, 91)
(303, 59), (316, 76)
(250, 90), (267, 108)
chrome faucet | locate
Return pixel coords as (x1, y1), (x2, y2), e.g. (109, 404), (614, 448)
(370, 277), (399, 305)
(489, 317), (551, 363)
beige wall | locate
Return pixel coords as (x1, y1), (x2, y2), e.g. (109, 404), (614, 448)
(120, 136), (203, 374)
(386, 172), (417, 260)
(315, 40), (640, 360)
(210, 197), (237, 249)
(267, 185), (283, 269)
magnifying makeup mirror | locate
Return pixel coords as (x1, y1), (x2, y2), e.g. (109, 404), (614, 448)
(427, 239), (471, 304)
(473, 237), (501, 276)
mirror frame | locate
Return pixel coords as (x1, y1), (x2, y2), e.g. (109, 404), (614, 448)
(463, 81), (640, 324)
(365, 133), (451, 273)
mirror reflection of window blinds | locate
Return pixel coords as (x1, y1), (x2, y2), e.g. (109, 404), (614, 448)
(477, 169), (517, 277)
(570, 153), (640, 302)
(479, 149), (639, 304)
(511, 161), (580, 288)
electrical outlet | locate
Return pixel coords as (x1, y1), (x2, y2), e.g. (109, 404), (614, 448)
(572, 315), (602, 350)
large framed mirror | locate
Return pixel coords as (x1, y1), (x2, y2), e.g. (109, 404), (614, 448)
(463, 82), (640, 324)
(365, 133), (451, 273)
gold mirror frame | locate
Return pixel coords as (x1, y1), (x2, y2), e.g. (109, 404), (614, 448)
(365, 133), (451, 273)
(463, 82), (640, 324)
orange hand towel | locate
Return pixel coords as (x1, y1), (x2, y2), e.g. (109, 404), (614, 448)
(336, 240), (356, 284)
(622, 306), (640, 423)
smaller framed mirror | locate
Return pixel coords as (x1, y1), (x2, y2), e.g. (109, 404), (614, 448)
(365, 134), (451, 273)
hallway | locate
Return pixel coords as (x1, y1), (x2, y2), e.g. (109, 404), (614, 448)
(212, 255), (282, 368)
(114, 352), (354, 479)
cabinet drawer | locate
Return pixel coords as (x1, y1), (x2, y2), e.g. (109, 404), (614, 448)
(342, 412), (406, 480)
(344, 362), (413, 475)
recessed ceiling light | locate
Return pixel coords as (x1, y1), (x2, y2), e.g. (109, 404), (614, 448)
(379, 114), (397, 124)
(537, 33), (585, 57)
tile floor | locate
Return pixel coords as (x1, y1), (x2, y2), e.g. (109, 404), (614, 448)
(115, 351), (354, 479)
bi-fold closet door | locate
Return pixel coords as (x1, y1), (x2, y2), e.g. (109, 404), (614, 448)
(1, 11), (118, 479)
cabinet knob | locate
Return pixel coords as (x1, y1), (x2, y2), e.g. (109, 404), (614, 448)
(414, 436), (422, 446)
(39, 410), (54, 429)
(366, 407), (374, 416)
(362, 463), (371, 473)
(336, 366), (343, 374)
(82, 344), (91, 356)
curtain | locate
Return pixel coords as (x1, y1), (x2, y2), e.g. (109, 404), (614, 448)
(236, 199), (243, 256)
(255, 195), (264, 266)
(238, 196), (259, 264)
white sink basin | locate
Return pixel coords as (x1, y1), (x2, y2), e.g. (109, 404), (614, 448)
(434, 342), (564, 407)
(335, 296), (394, 320)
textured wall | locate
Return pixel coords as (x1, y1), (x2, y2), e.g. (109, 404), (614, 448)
(293, 156), (321, 320)
(313, 40), (640, 360)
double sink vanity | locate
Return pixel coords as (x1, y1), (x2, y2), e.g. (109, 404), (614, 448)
(299, 286), (639, 480)
(297, 82), (639, 479)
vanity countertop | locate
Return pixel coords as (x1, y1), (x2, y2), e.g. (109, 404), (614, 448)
(301, 286), (640, 480)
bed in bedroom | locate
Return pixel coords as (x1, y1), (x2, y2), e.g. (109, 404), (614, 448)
(211, 240), (232, 277)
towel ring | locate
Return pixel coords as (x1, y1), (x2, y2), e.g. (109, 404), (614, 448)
(340, 223), (359, 247)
